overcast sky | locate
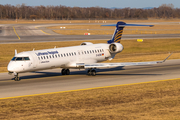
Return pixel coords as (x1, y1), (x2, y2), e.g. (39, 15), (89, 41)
(1, 0), (180, 8)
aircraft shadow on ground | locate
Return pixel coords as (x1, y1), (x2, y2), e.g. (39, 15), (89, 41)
(18, 66), (162, 80)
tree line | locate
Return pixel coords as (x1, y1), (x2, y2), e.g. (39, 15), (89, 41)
(0, 3), (179, 20)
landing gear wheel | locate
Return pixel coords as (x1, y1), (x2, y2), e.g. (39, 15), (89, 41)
(14, 73), (20, 81)
(61, 69), (70, 75)
(66, 69), (70, 75)
(87, 70), (91, 76)
(91, 70), (96, 76)
(87, 69), (96, 76)
(61, 69), (66, 75)
(14, 77), (20, 81)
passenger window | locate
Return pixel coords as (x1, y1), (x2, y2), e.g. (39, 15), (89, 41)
(97, 50), (99, 52)
(49, 55), (51, 58)
(95, 50), (97, 53)
(100, 49), (102, 52)
(92, 50), (94, 53)
(64, 54), (66, 57)
(58, 54), (60, 57)
(46, 56), (48, 59)
(66, 53), (68, 56)
(38, 57), (40, 60)
(44, 56), (46, 59)
(74, 52), (76, 55)
(61, 54), (63, 57)
(72, 53), (74, 56)
(55, 55), (57, 58)
(69, 53), (71, 56)
(41, 56), (43, 60)
(52, 55), (54, 58)
(102, 49), (104, 52)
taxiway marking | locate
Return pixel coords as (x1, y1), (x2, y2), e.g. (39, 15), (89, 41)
(13, 26), (20, 40)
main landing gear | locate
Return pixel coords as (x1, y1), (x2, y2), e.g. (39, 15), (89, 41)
(61, 69), (70, 75)
(14, 73), (20, 81)
(87, 69), (96, 76)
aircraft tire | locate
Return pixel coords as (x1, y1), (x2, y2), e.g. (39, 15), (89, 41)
(14, 77), (20, 81)
(61, 69), (66, 75)
(65, 69), (70, 75)
(87, 70), (91, 76)
(91, 70), (96, 76)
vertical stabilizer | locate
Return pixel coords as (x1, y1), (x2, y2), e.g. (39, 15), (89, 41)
(102, 21), (153, 44)
(108, 22), (126, 44)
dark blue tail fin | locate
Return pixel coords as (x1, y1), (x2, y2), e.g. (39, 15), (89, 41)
(108, 22), (126, 44)
(102, 21), (153, 44)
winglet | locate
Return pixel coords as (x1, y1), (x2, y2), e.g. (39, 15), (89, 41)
(157, 53), (173, 63)
(15, 49), (17, 55)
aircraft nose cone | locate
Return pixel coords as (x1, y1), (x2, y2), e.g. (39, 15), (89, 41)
(7, 64), (14, 72)
(7, 62), (15, 72)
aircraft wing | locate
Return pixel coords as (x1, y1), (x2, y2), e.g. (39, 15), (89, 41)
(83, 53), (172, 69)
(84, 61), (157, 68)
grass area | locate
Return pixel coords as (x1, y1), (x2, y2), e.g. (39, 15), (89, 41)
(1, 38), (180, 72)
(0, 79), (180, 119)
(1, 19), (180, 24)
(53, 29), (115, 35)
(53, 28), (180, 35)
(51, 24), (180, 35)
(47, 20), (180, 35)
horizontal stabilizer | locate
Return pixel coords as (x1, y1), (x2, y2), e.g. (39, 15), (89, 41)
(103, 21), (154, 44)
(102, 23), (154, 27)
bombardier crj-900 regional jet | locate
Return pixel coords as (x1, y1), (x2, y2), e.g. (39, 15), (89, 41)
(8, 22), (172, 81)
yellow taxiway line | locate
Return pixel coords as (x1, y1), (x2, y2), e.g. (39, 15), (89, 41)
(40, 30), (51, 35)
(0, 78), (179, 100)
(35, 26), (51, 35)
(13, 26), (20, 40)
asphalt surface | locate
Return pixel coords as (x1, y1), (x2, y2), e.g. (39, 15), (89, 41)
(0, 23), (180, 44)
(0, 59), (179, 98)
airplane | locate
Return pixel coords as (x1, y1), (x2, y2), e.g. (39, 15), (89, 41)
(7, 21), (172, 81)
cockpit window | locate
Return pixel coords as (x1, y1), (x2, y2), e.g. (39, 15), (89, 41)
(11, 57), (30, 61)
(11, 57), (16, 61)
(16, 57), (23, 61)
(24, 57), (30, 60)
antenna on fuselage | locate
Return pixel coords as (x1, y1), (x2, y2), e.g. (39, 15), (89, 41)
(33, 48), (35, 51)
(15, 49), (17, 55)
(54, 46), (56, 49)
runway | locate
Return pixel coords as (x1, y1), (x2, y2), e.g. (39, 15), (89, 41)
(0, 59), (179, 98)
(0, 23), (180, 44)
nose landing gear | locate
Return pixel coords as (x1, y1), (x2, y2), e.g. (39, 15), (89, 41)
(61, 69), (70, 75)
(87, 69), (96, 76)
(14, 73), (20, 81)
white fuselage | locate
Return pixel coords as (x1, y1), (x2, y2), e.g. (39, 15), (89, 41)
(7, 43), (113, 73)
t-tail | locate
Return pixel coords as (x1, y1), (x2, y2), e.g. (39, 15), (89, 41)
(102, 21), (154, 44)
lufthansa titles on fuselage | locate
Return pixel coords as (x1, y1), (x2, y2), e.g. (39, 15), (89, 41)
(35, 51), (58, 56)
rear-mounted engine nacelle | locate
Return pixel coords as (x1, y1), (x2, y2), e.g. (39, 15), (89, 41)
(81, 42), (93, 46)
(109, 43), (124, 53)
